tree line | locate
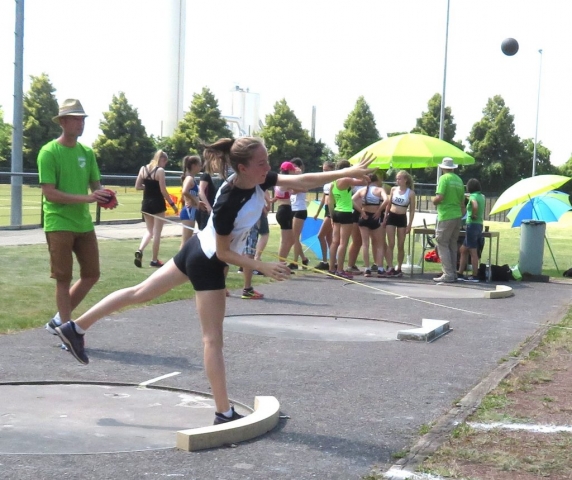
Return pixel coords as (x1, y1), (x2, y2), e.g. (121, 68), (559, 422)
(1, 73), (571, 193)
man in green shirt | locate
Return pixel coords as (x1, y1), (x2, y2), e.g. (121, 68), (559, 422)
(431, 157), (466, 283)
(38, 99), (112, 337)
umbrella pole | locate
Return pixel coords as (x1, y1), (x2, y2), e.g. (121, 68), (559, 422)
(544, 234), (559, 273)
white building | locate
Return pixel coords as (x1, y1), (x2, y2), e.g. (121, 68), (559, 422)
(223, 86), (262, 137)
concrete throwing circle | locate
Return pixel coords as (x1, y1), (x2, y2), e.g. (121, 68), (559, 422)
(223, 314), (415, 342)
(0, 382), (250, 455)
(342, 280), (488, 299)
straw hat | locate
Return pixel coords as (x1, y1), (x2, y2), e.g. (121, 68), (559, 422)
(52, 99), (88, 124)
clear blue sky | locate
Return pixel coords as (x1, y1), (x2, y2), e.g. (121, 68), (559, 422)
(1, 0), (570, 167)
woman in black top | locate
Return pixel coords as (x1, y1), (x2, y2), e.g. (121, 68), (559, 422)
(134, 150), (178, 268)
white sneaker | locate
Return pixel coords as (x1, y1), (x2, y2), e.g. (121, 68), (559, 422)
(433, 274), (455, 283)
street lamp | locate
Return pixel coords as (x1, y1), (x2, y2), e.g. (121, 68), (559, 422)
(531, 49), (543, 177)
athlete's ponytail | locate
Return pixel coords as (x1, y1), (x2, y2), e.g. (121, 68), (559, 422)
(202, 137), (264, 179)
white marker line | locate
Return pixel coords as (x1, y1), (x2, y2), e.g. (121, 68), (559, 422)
(139, 371), (181, 387)
(468, 421), (572, 434)
(384, 468), (445, 479)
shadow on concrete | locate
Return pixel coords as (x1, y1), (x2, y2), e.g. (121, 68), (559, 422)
(87, 348), (201, 371)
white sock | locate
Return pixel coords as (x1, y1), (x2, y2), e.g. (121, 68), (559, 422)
(53, 312), (62, 325)
(221, 407), (233, 418)
(73, 323), (86, 335)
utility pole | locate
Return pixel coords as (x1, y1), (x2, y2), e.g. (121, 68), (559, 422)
(11, 0), (25, 227)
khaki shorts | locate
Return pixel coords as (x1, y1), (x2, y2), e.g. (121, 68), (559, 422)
(46, 230), (100, 282)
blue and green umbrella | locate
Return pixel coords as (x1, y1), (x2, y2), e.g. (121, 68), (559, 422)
(507, 191), (572, 227)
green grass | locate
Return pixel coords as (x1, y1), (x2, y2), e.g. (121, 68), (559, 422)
(0, 235), (278, 334)
(0, 183), (176, 227)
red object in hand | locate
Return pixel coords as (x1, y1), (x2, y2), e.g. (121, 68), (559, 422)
(98, 189), (118, 209)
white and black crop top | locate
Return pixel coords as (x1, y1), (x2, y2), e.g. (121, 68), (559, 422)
(363, 185), (381, 206)
(391, 187), (411, 207)
(197, 172), (278, 258)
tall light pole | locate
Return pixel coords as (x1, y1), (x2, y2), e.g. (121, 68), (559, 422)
(439, 0), (451, 142)
(531, 49), (543, 177)
(11, 0), (25, 227)
(437, 0), (451, 183)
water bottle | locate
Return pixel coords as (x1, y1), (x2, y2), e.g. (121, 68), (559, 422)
(486, 263), (491, 283)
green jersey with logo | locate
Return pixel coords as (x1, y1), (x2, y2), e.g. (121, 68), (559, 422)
(435, 172), (465, 221)
(38, 140), (101, 232)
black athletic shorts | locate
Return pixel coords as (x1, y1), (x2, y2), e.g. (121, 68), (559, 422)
(173, 235), (227, 291)
(386, 211), (407, 228)
(332, 210), (354, 225)
(292, 209), (308, 220)
(276, 204), (293, 230)
(358, 212), (383, 230)
(352, 209), (360, 223)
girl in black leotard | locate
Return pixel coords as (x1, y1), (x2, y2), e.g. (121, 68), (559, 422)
(134, 150), (178, 268)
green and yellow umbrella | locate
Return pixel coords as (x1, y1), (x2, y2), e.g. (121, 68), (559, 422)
(349, 133), (475, 170)
(489, 175), (572, 215)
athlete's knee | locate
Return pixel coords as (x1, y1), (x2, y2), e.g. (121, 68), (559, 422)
(81, 274), (100, 287)
(202, 332), (224, 350)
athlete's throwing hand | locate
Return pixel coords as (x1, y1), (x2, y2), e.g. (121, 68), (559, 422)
(259, 262), (292, 281)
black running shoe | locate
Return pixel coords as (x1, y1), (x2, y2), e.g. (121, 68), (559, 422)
(287, 263), (298, 270)
(315, 261), (329, 270)
(213, 406), (244, 425)
(134, 250), (142, 268)
(56, 322), (88, 365)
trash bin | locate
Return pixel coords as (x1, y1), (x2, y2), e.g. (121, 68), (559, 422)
(518, 220), (545, 276)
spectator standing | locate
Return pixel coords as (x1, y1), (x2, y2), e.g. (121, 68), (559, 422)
(431, 157), (466, 283)
(289, 158), (309, 269)
(313, 161), (335, 270)
(274, 161), (296, 270)
(196, 160), (219, 231)
(352, 173), (388, 277)
(134, 150), (178, 268)
(180, 155), (203, 249)
(328, 159), (368, 279)
(384, 170), (416, 277)
(40, 99), (111, 334)
(457, 178), (485, 282)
